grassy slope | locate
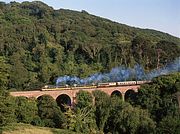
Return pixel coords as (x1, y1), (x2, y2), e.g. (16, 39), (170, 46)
(1, 123), (77, 134)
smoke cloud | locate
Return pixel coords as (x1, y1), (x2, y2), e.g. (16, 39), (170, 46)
(56, 57), (180, 85)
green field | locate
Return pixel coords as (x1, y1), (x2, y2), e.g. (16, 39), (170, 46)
(1, 123), (77, 134)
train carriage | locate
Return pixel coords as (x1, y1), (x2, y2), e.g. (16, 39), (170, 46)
(116, 81), (137, 86)
(97, 82), (116, 87)
(41, 81), (151, 91)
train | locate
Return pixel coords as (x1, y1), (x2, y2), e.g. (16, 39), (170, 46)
(41, 80), (151, 91)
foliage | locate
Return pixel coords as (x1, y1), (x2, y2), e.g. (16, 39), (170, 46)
(0, 1), (180, 133)
(92, 90), (111, 132)
(0, 73), (180, 133)
(135, 73), (180, 122)
(157, 115), (180, 134)
(15, 96), (38, 124)
(63, 90), (97, 133)
(75, 90), (93, 109)
(0, 1), (179, 90)
(37, 95), (66, 128)
(64, 107), (97, 133)
(106, 96), (156, 134)
(131, 36), (157, 70)
(0, 56), (10, 89)
(0, 90), (16, 126)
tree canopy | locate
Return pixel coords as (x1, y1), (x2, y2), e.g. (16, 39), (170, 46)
(0, 1), (179, 90)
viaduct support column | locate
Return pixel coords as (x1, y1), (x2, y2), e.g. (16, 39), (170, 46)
(72, 97), (76, 107)
(122, 93), (125, 101)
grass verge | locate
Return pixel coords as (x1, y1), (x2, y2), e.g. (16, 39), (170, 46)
(1, 123), (77, 134)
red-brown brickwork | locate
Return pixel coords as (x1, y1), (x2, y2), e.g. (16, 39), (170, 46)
(10, 85), (140, 104)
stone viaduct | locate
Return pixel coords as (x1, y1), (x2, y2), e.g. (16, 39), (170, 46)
(10, 85), (140, 106)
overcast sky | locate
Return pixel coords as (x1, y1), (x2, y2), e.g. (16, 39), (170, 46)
(3, 0), (180, 37)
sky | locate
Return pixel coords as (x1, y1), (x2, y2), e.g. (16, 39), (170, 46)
(2, 0), (180, 38)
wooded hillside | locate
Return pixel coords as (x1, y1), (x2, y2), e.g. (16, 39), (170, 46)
(0, 1), (180, 90)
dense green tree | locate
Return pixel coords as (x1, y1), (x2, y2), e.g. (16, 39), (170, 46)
(37, 95), (66, 128)
(64, 106), (97, 133)
(135, 73), (180, 121)
(0, 90), (16, 126)
(157, 115), (180, 134)
(0, 57), (10, 89)
(75, 90), (93, 109)
(9, 52), (29, 89)
(131, 36), (157, 69)
(135, 84), (161, 119)
(117, 105), (156, 134)
(105, 96), (124, 133)
(155, 41), (180, 68)
(92, 90), (111, 132)
(69, 90), (97, 133)
(106, 96), (156, 134)
(15, 96), (38, 124)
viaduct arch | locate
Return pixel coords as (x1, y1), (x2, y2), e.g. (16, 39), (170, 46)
(124, 89), (137, 101)
(111, 90), (122, 98)
(10, 85), (140, 106)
